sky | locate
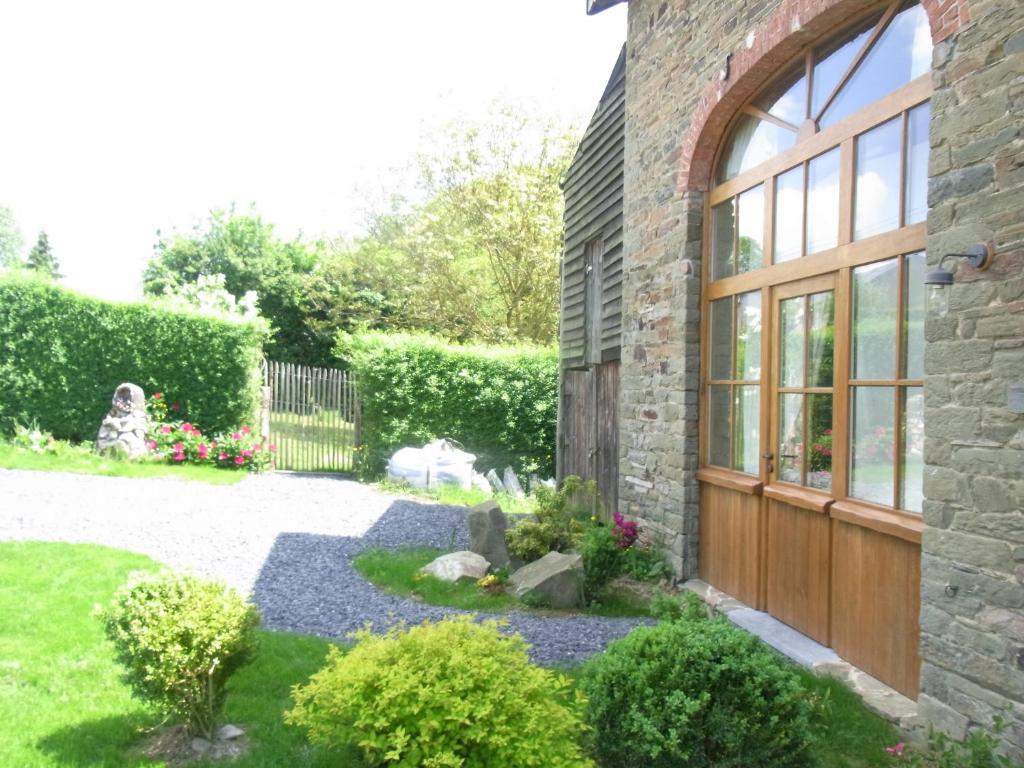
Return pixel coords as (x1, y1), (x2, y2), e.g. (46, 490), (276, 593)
(0, 1), (626, 301)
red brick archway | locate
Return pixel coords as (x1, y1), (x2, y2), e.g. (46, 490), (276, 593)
(676, 0), (970, 192)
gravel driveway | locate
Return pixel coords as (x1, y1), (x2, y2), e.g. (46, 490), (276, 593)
(0, 469), (646, 665)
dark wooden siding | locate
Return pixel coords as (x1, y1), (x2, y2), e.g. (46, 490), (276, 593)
(560, 45), (625, 369)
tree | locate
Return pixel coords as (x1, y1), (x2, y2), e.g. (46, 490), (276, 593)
(144, 206), (327, 364)
(26, 231), (59, 279)
(0, 206), (24, 268)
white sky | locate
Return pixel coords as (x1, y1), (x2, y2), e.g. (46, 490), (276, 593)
(0, 1), (626, 301)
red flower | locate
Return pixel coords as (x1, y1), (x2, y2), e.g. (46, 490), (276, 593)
(153, 392), (163, 399)
(234, 456), (245, 465)
(198, 443), (209, 459)
(823, 428), (832, 436)
(160, 425), (172, 434)
(173, 452), (185, 462)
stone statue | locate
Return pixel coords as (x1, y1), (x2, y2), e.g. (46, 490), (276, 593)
(95, 383), (149, 458)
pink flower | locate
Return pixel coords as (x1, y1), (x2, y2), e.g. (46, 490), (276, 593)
(218, 452), (228, 461)
(153, 392), (163, 399)
(198, 443), (209, 459)
(231, 432), (242, 441)
(241, 449), (253, 458)
(823, 428), (833, 436)
(170, 402), (181, 412)
(253, 443), (261, 452)
(173, 442), (184, 452)
(146, 440), (157, 450)
(268, 443), (277, 453)
(885, 742), (905, 757)
(234, 456), (245, 465)
(160, 425), (172, 434)
(173, 452), (185, 462)
(241, 425), (251, 435)
(182, 423), (193, 433)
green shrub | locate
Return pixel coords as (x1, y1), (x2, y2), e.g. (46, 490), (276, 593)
(0, 273), (267, 442)
(98, 571), (260, 739)
(581, 617), (815, 768)
(286, 616), (593, 767)
(579, 524), (622, 598)
(336, 331), (557, 476)
(649, 588), (710, 622)
(506, 475), (591, 563)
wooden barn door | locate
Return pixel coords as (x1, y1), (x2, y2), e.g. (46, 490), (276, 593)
(560, 363), (619, 514)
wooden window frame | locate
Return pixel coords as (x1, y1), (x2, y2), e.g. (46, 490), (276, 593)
(699, 8), (932, 529)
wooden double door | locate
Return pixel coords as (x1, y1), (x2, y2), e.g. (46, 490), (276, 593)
(698, 272), (921, 698)
(561, 361), (619, 513)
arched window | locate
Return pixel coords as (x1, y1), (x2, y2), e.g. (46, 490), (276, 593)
(702, 0), (932, 515)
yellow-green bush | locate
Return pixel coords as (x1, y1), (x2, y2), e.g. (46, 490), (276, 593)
(98, 571), (260, 739)
(0, 274), (266, 441)
(287, 616), (593, 767)
(336, 332), (557, 477)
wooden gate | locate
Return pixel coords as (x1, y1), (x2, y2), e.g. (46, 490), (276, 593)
(262, 360), (359, 473)
(559, 361), (619, 514)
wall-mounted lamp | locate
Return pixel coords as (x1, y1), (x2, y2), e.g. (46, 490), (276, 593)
(924, 243), (992, 317)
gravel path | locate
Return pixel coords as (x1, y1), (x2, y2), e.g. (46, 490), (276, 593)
(0, 469), (647, 665)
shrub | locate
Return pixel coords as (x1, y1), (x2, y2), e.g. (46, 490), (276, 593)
(98, 571), (260, 739)
(0, 273), (267, 442)
(506, 475), (591, 563)
(581, 617), (815, 768)
(286, 616), (593, 767)
(336, 331), (557, 477)
(579, 524), (622, 598)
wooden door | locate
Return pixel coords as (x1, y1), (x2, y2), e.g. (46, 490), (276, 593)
(764, 274), (837, 645)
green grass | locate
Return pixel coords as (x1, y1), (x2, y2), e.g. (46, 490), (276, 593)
(352, 547), (651, 618)
(0, 541), (358, 768)
(375, 480), (538, 516)
(268, 410), (354, 472)
(0, 442), (247, 484)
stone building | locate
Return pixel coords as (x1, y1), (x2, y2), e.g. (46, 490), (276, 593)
(560, 0), (1023, 753)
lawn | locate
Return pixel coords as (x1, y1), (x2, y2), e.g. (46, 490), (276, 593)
(0, 442), (246, 485)
(1, 540), (902, 767)
(268, 409), (355, 473)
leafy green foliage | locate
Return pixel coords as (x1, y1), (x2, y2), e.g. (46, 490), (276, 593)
(144, 206), (325, 365)
(648, 589), (710, 623)
(98, 571), (260, 739)
(579, 524), (622, 598)
(581, 617), (816, 768)
(0, 273), (266, 441)
(892, 716), (1024, 767)
(25, 231), (59, 279)
(339, 331), (557, 476)
(505, 476), (591, 563)
(286, 616), (594, 767)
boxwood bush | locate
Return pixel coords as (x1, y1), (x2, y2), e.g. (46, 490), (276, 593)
(0, 274), (267, 441)
(286, 616), (593, 767)
(581, 614), (815, 768)
(337, 331), (557, 476)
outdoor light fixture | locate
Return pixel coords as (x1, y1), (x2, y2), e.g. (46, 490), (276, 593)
(924, 243), (992, 317)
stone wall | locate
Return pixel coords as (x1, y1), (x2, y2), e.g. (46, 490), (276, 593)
(619, 0), (1023, 754)
(920, 0), (1024, 754)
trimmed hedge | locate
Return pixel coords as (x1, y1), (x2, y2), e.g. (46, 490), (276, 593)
(337, 332), (557, 476)
(0, 274), (267, 441)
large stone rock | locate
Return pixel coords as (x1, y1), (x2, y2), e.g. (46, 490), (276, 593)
(419, 551), (490, 583)
(503, 466), (525, 498)
(466, 500), (510, 570)
(508, 551), (584, 609)
(94, 383), (149, 458)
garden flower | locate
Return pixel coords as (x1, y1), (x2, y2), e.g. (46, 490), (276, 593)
(218, 452), (228, 461)
(241, 450), (252, 458)
(173, 452), (185, 462)
(173, 442), (184, 452)
(153, 392), (163, 399)
(182, 423), (193, 433)
(234, 456), (245, 465)
(253, 443), (261, 452)
(241, 425), (251, 435)
(198, 443), (209, 459)
(170, 403), (181, 412)
(160, 425), (172, 434)
(268, 444), (277, 453)
(146, 440), (157, 450)
(885, 743), (905, 757)
(231, 432), (242, 441)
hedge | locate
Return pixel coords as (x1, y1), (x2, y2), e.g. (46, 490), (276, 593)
(0, 274), (267, 441)
(337, 332), (558, 477)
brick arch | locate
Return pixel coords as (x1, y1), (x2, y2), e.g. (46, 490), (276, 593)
(676, 0), (970, 193)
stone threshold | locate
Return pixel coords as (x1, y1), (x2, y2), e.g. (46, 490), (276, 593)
(683, 579), (919, 731)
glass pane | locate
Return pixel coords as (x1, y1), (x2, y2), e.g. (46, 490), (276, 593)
(734, 385), (760, 475)
(737, 185), (765, 273)
(852, 259), (898, 379)
(759, 68), (807, 126)
(821, 3), (932, 128)
(850, 386), (896, 506)
(719, 114), (798, 182)
(736, 291), (762, 381)
(808, 394), (833, 491)
(855, 118), (901, 240)
(712, 199), (736, 280)
(905, 102), (930, 225)
(709, 385), (732, 468)
(812, 24), (874, 117)
(809, 291), (835, 387)
(904, 252), (925, 379)
(778, 393), (804, 484)
(780, 296), (805, 388)
(806, 148), (840, 254)
(774, 165), (804, 263)
(901, 387), (924, 513)
(710, 297), (734, 380)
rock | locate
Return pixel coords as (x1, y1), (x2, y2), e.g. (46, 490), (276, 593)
(485, 468), (505, 493)
(191, 737), (212, 755)
(420, 551), (490, 583)
(508, 551), (584, 609)
(217, 724), (245, 741)
(472, 472), (492, 493)
(503, 467), (525, 498)
(94, 383), (149, 458)
(467, 501), (510, 570)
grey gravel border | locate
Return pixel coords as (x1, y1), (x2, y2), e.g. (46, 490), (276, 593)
(0, 469), (647, 665)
